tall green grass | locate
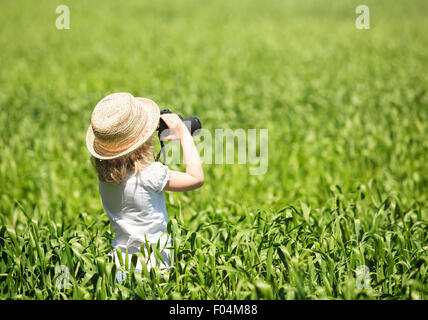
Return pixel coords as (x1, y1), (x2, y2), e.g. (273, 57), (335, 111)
(0, 0), (427, 299)
(1, 185), (426, 299)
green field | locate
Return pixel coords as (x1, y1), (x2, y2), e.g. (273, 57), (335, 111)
(0, 0), (427, 299)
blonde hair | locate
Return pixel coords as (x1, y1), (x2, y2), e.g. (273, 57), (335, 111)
(91, 137), (154, 184)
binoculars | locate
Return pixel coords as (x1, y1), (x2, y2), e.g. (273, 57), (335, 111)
(157, 109), (202, 136)
(154, 109), (201, 163)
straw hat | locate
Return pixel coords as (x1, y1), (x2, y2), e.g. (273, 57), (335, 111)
(86, 92), (160, 160)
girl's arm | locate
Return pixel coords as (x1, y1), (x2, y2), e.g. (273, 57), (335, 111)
(160, 113), (204, 192)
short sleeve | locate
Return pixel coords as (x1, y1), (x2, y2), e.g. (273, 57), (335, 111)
(140, 162), (171, 192)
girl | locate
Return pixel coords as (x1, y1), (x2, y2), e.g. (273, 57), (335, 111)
(86, 92), (204, 273)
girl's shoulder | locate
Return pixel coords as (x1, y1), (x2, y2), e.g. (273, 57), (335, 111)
(137, 161), (170, 192)
(141, 161), (166, 172)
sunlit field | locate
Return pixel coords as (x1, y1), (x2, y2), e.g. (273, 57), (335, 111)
(0, 0), (427, 299)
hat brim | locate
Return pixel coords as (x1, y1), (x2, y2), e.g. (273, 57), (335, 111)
(86, 97), (160, 160)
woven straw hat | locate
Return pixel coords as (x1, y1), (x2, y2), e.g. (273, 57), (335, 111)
(86, 92), (160, 160)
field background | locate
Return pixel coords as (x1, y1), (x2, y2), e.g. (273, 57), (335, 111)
(0, 0), (427, 299)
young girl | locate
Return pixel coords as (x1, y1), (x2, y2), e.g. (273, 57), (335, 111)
(86, 92), (204, 273)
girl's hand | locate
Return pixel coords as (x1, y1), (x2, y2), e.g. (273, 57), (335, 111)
(160, 114), (188, 141)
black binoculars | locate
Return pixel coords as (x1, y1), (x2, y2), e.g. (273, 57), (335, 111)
(157, 109), (202, 136)
(154, 109), (201, 163)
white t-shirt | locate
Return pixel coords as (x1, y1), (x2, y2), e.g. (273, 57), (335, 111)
(98, 161), (171, 270)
